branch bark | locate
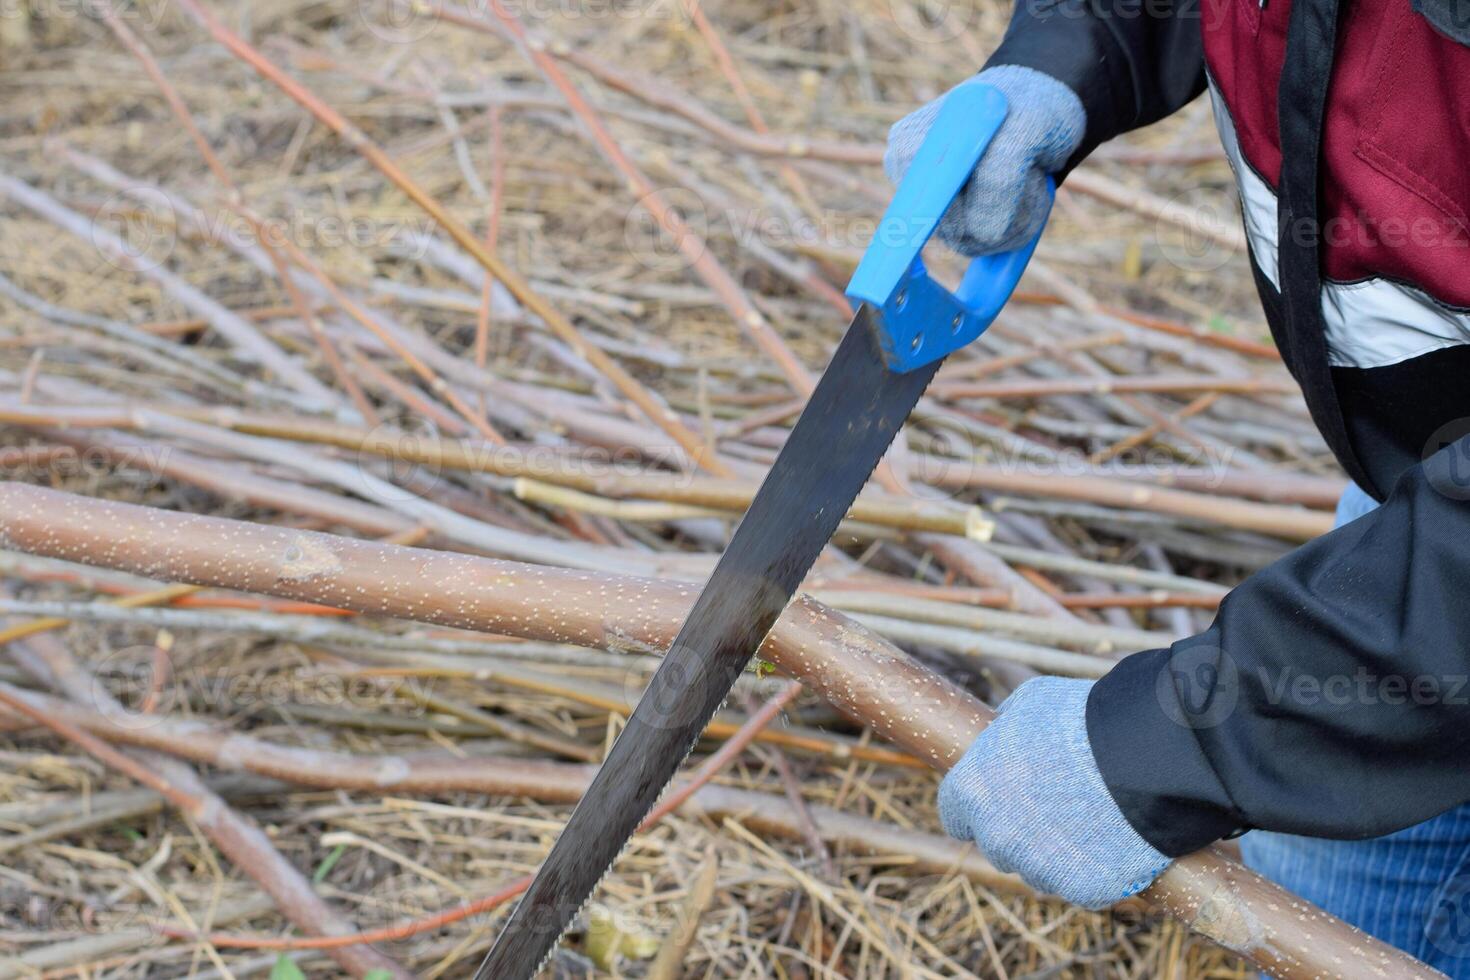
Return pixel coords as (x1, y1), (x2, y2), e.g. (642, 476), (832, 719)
(0, 403), (1331, 540)
(0, 484), (1439, 980)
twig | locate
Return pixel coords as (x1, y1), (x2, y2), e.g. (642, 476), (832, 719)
(121, 678), (814, 950)
(171, 0), (730, 476)
(91, 3), (375, 423)
(438, 0), (818, 397)
(423, 16), (1243, 251)
(0, 483), (1421, 980)
(931, 374), (1296, 400)
(475, 104), (505, 370)
(644, 849), (719, 980)
(0, 643), (409, 979)
(230, 203), (505, 443)
(0, 170), (335, 408)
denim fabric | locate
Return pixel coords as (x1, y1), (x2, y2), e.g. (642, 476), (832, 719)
(1240, 482), (1470, 976)
(1333, 480), (1380, 525)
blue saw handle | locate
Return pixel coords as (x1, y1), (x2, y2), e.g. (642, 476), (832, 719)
(846, 81), (1054, 373)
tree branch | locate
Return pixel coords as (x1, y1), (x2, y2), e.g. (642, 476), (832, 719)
(0, 483), (1436, 978)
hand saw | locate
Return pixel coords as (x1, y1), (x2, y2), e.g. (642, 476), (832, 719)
(475, 80), (1053, 978)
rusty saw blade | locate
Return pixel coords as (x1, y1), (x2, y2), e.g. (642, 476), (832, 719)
(473, 303), (940, 978)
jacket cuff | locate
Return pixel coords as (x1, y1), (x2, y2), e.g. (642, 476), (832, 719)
(982, 0), (1135, 172)
(1085, 645), (1247, 856)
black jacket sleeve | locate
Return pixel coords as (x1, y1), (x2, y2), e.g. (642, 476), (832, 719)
(1087, 435), (1470, 857)
(984, 0), (1208, 169)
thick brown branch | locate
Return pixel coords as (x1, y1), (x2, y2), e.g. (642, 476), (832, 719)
(0, 483), (1436, 978)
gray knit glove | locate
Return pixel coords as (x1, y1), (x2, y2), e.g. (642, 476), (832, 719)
(884, 65), (1085, 256)
(938, 677), (1173, 910)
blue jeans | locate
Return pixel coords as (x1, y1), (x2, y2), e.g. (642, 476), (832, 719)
(1238, 482), (1470, 975)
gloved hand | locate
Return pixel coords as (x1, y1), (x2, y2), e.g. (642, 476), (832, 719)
(938, 676), (1173, 910)
(884, 65), (1086, 256)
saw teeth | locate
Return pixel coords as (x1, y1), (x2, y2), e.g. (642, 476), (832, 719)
(476, 311), (940, 980)
(484, 723), (709, 978)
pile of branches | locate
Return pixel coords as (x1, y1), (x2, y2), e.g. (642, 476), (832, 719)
(0, 0), (1418, 977)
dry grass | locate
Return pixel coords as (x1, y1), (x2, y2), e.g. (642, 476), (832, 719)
(0, 0), (1332, 975)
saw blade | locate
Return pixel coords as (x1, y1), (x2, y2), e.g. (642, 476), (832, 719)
(473, 305), (941, 978)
